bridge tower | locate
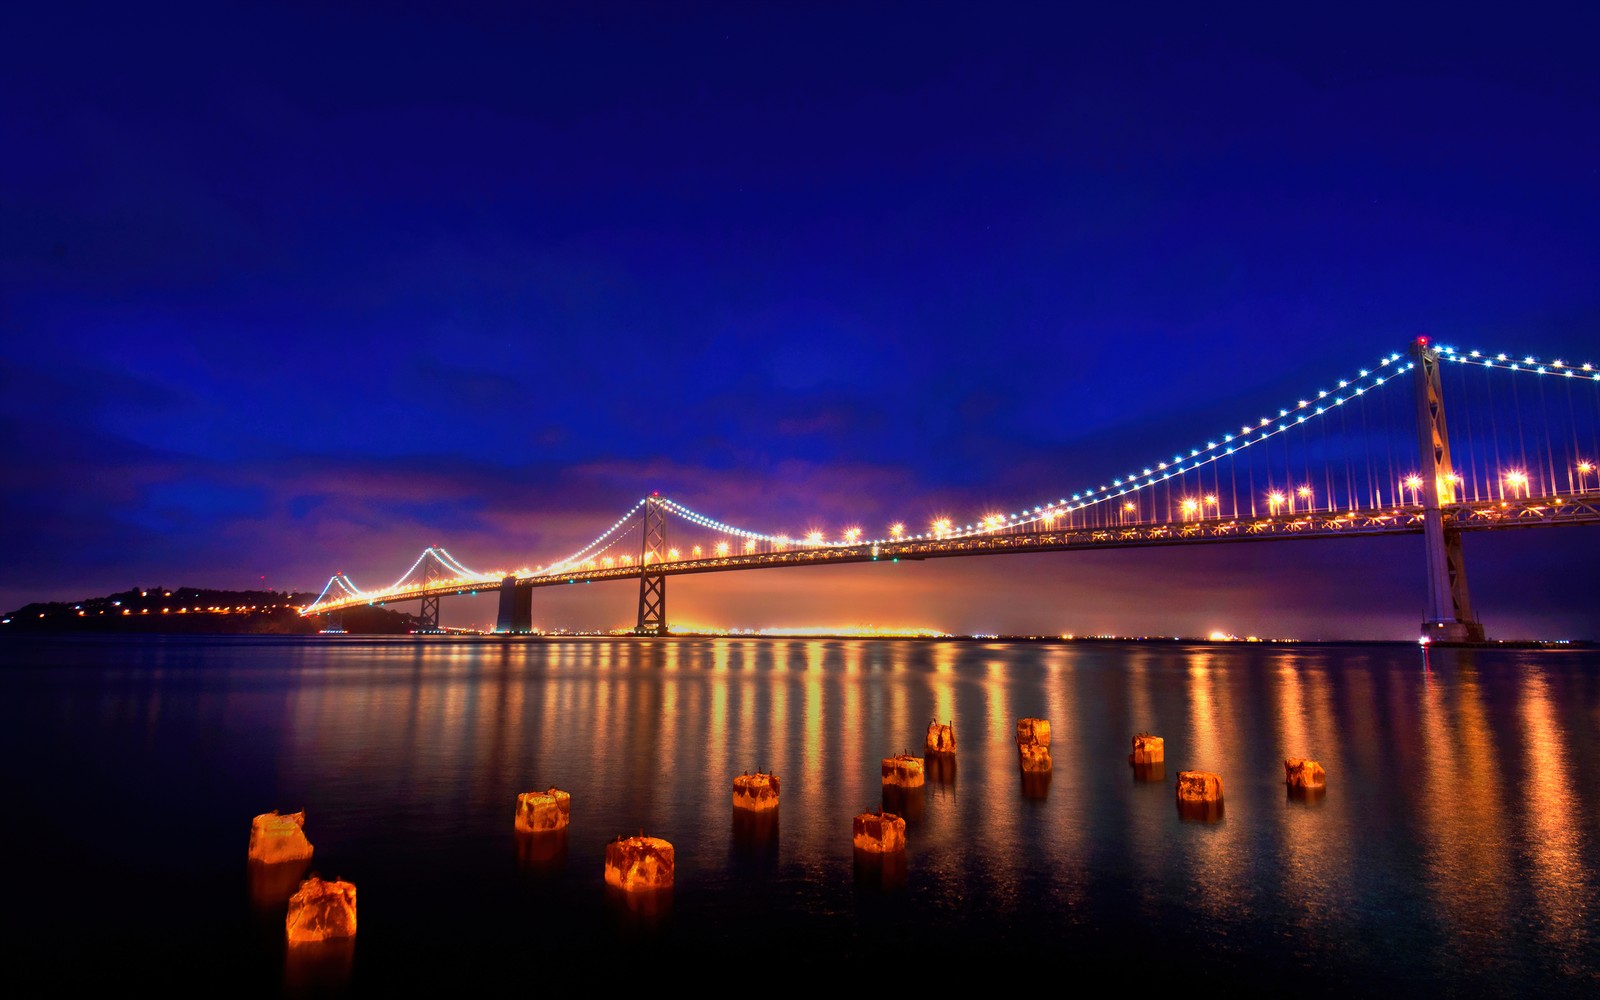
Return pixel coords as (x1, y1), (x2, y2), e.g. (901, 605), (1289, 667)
(495, 575), (533, 633)
(635, 495), (669, 635)
(418, 549), (442, 632)
(1412, 339), (1486, 643)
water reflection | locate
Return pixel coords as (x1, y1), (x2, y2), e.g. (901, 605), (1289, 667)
(708, 651), (729, 812)
(248, 859), (311, 911)
(731, 808), (779, 867)
(1178, 651), (1240, 927)
(882, 783), (926, 825)
(925, 752), (957, 793)
(514, 829), (568, 875)
(1177, 798), (1224, 823)
(4, 636), (1599, 992)
(1276, 661), (1329, 807)
(1417, 651), (1513, 966)
(931, 643), (956, 729)
(283, 938), (354, 997)
(1184, 651), (1223, 772)
(1517, 671), (1588, 959)
(1131, 762), (1165, 784)
(853, 847), (907, 891)
(1277, 658), (1310, 771)
(803, 643), (823, 806)
(1285, 782), (1325, 805)
(1020, 769), (1052, 800)
(604, 885), (672, 920)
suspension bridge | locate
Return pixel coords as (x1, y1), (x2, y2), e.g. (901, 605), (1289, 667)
(301, 340), (1600, 642)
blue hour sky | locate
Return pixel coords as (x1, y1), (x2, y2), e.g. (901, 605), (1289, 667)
(3, 2), (1598, 638)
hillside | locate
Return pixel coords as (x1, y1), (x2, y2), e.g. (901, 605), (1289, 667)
(1, 586), (420, 634)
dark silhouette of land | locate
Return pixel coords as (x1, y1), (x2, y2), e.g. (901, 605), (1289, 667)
(2, 586), (418, 634)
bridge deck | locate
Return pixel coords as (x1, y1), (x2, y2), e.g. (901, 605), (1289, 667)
(302, 492), (1600, 614)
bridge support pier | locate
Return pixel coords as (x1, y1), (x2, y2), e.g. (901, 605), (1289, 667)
(1413, 339), (1486, 643)
(635, 495), (668, 635)
(495, 576), (533, 633)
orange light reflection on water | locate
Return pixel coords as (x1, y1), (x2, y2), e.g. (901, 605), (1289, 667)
(1270, 654), (1354, 954)
(262, 635), (1600, 984)
(1180, 651), (1238, 921)
(1517, 671), (1588, 956)
(1417, 652), (1512, 967)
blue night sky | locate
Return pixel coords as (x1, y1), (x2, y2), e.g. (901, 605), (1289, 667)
(4, 2), (1598, 638)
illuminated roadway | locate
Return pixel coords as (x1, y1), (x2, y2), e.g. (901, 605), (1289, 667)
(302, 491), (1600, 615)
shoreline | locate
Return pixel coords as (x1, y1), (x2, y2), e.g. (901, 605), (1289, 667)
(2, 630), (1590, 649)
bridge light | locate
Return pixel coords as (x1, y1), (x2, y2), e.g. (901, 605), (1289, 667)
(889, 523), (904, 538)
(745, 539), (757, 553)
(844, 527), (861, 542)
(805, 531), (824, 545)
(1268, 491), (1286, 514)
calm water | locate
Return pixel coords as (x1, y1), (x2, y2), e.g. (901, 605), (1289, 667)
(3, 635), (1598, 994)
